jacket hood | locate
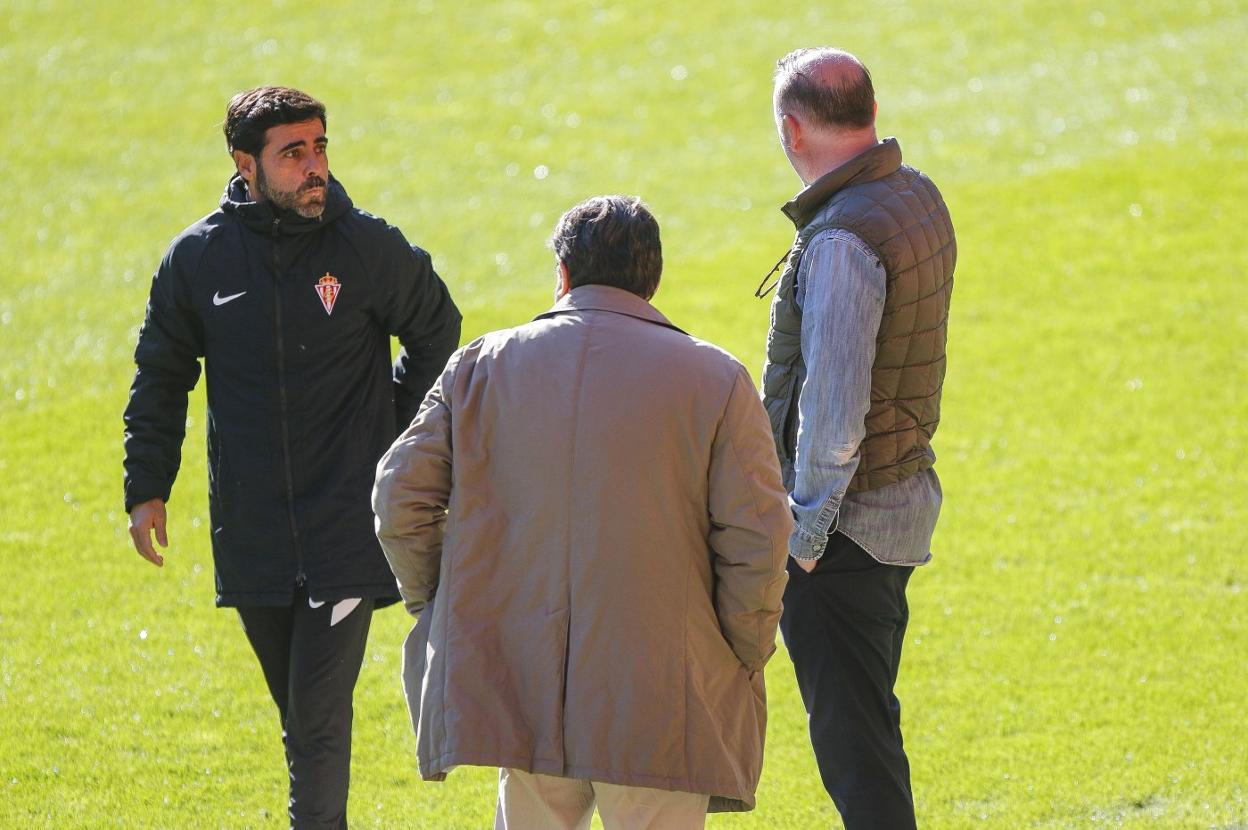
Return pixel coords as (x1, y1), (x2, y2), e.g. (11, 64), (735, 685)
(220, 172), (353, 235)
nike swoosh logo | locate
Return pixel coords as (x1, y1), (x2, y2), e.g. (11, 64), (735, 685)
(212, 290), (247, 306)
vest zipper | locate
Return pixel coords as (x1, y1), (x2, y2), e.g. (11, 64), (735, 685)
(271, 218), (306, 585)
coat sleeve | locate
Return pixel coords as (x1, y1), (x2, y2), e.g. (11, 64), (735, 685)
(122, 242), (204, 512)
(381, 236), (462, 429)
(706, 366), (793, 672)
(372, 351), (459, 616)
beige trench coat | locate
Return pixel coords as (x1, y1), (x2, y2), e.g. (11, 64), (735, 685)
(373, 285), (792, 811)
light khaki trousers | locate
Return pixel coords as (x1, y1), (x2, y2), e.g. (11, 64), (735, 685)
(494, 768), (710, 830)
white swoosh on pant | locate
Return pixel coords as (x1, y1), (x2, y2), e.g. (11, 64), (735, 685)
(212, 290), (247, 306)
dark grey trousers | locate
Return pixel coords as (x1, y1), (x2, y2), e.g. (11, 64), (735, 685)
(237, 587), (373, 830)
(779, 531), (917, 830)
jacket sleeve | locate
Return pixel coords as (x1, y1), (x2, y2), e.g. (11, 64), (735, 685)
(372, 352), (458, 617)
(706, 366), (793, 672)
(381, 236), (462, 429)
(122, 243), (204, 512)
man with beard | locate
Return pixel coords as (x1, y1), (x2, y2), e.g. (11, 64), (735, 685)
(123, 86), (461, 829)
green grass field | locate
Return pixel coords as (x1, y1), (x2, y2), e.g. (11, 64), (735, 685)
(2, 0), (1245, 827)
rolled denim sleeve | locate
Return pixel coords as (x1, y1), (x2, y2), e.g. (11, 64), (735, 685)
(789, 230), (885, 560)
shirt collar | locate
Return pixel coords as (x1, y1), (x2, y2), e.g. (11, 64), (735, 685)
(781, 137), (903, 228)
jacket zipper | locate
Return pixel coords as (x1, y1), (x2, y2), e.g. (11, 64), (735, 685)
(272, 218), (306, 585)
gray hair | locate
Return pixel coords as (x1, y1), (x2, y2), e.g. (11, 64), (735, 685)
(774, 48), (875, 129)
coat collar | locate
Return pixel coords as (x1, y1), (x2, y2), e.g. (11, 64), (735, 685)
(534, 285), (685, 334)
(781, 137), (903, 228)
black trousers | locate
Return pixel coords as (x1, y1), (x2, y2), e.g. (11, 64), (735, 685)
(237, 587), (373, 830)
(779, 532), (917, 830)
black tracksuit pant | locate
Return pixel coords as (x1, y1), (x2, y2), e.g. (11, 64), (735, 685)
(779, 531), (918, 830)
(237, 586), (373, 830)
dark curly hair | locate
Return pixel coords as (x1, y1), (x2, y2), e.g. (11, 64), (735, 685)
(223, 86), (326, 155)
(548, 196), (663, 300)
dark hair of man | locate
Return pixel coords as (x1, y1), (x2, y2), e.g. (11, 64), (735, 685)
(223, 86), (327, 156)
(774, 48), (875, 129)
(548, 196), (663, 300)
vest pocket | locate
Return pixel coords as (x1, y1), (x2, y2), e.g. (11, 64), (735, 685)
(763, 369), (800, 462)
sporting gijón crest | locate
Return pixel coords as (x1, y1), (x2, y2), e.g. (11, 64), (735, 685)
(314, 273), (341, 315)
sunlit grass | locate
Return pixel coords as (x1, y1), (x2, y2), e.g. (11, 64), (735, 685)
(1, 1), (1245, 827)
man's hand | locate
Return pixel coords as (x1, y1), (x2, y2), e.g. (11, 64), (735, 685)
(128, 498), (169, 566)
(794, 557), (818, 574)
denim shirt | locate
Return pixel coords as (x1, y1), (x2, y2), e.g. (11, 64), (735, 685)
(789, 229), (942, 566)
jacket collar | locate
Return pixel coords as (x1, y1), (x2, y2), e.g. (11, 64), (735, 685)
(534, 285), (685, 334)
(220, 172), (353, 235)
(781, 137), (903, 228)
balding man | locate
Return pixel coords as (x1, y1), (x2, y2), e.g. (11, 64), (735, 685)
(757, 48), (956, 829)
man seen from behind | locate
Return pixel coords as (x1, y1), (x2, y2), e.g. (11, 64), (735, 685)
(373, 196), (792, 829)
(760, 49), (956, 829)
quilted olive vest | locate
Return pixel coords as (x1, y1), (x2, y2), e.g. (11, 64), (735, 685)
(761, 138), (955, 493)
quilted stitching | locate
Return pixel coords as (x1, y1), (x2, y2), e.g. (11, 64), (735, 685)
(761, 160), (955, 494)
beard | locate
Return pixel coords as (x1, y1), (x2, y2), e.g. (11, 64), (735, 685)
(255, 164), (327, 219)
